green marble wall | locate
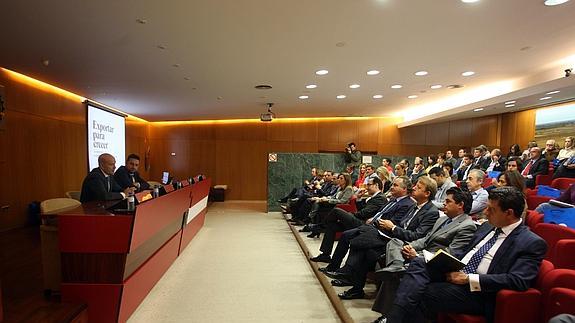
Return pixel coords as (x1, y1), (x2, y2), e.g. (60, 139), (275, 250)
(267, 153), (414, 211)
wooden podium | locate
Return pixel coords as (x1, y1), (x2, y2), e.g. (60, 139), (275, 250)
(59, 178), (211, 322)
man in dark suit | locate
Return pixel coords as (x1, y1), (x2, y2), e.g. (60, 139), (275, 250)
(310, 177), (387, 263)
(319, 176), (415, 273)
(410, 157), (427, 184)
(328, 176), (440, 300)
(370, 187), (477, 322)
(80, 153), (135, 203)
(114, 154), (150, 192)
(456, 153), (474, 181)
(385, 186), (547, 323)
(521, 146), (549, 188)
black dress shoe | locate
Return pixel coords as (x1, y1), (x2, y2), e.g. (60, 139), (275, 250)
(324, 270), (351, 280)
(307, 231), (320, 238)
(331, 278), (353, 287)
(299, 225), (312, 232)
(318, 266), (337, 273)
(372, 316), (387, 323)
(338, 288), (365, 300)
(310, 253), (331, 263)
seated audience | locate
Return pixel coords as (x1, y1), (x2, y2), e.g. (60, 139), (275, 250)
(522, 140), (538, 161)
(364, 164), (379, 185)
(465, 169), (489, 218)
(399, 159), (413, 177)
(506, 156), (523, 172)
(318, 177), (414, 273)
(287, 170), (337, 224)
(278, 167), (322, 203)
(301, 173), (353, 230)
(309, 177), (387, 262)
(557, 136), (575, 162)
(543, 139), (560, 162)
(454, 148), (466, 170)
(554, 154), (575, 179)
(425, 154), (440, 173)
(428, 167), (457, 209)
(472, 146), (491, 171)
(410, 157), (427, 183)
(382, 158), (394, 174)
(521, 146), (549, 189)
(80, 153), (135, 203)
(376, 166), (393, 194)
(485, 148), (505, 172)
(370, 187), (477, 322)
(394, 163), (407, 177)
(353, 163), (367, 188)
(114, 154), (150, 192)
(445, 150), (457, 166)
(507, 143), (522, 160)
(324, 177), (439, 300)
(443, 162), (458, 183)
(456, 153), (474, 181)
(383, 186), (547, 323)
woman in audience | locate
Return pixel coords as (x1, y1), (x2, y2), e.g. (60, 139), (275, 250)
(376, 166), (393, 193)
(437, 153), (446, 166)
(354, 164), (367, 188)
(507, 143), (522, 159)
(382, 158), (394, 174)
(394, 163), (407, 177)
(443, 162), (458, 183)
(425, 154), (440, 173)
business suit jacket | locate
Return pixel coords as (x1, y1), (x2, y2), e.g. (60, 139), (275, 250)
(370, 195), (415, 225)
(392, 201), (441, 242)
(80, 168), (125, 203)
(114, 166), (150, 192)
(354, 192), (387, 221)
(524, 157), (549, 188)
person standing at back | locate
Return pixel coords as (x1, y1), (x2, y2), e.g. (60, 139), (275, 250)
(80, 153), (135, 203)
(114, 154), (151, 192)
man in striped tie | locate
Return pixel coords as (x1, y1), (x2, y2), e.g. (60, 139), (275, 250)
(384, 186), (547, 323)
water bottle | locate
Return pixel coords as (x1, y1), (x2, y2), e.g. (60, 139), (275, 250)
(177, 181), (182, 189)
(127, 192), (136, 211)
(152, 185), (160, 198)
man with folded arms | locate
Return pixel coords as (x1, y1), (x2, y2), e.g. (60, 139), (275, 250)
(370, 187), (477, 323)
(326, 176), (439, 300)
(309, 177), (387, 263)
(384, 186), (547, 323)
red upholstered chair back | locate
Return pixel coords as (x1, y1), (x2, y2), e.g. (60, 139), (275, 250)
(533, 223), (575, 265)
(525, 211), (544, 230)
(536, 259), (555, 288)
(551, 178), (575, 190)
(553, 239), (575, 270)
(336, 195), (357, 213)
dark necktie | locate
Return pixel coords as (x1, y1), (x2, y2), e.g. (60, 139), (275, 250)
(130, 173), (135, 184)
(438, 218), (452, 230)
(402, 206), (419, 229)
(106, 176), (111, 192)
(462, 228), (502, 274)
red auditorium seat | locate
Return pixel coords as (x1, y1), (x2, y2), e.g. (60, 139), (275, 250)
(552, 239), (575, 270)
(541, 269), (575, 322)
(438, 260), (554, 323)
(533, 223), (575, 265)
(525, 210), (544, 230)
(526, 177), (575, 196)
(526, 195), (552, 210)
(534, 164), (555, 187)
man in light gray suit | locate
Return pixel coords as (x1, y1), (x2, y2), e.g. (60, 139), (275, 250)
(370, 187), (477, 323)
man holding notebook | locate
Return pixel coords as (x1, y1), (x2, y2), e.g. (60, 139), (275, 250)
(384, 186), (547, 323)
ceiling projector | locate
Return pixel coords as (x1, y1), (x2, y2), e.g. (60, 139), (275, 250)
(260, 103), (275, 122)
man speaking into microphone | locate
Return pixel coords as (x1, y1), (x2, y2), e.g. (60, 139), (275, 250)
(114, 153), (150, 192)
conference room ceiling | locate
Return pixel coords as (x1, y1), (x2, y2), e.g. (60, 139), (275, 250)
(1, 0), (575, 123)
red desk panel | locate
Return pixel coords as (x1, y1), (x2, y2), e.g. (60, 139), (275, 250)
(180, 179), (211, 253)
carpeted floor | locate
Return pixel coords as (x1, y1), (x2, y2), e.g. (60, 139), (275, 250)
(128, 201), (340, 322)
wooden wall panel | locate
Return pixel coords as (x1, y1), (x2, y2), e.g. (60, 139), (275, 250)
(515, 109), (536, 147)
(471, 116), (500, 148)
(292, 142), (319, 152)
(189, 140), (216, 180)
(214, 140), (243, 200)
(267, 141), (293, 153)
(267, 122), (293, 142)
(500, 112), (518, 152)
(448, 119), (473, 148)
(317, 121), (339, 145)
(425, 122), (449, 146)
(189, 124), (215, 140)
(399, 125), (426, 145)
(292, 121), (317, 142)
(239, 141), (268, 199)
(338, 120), (358, 145)
(357, 119), (379, 152)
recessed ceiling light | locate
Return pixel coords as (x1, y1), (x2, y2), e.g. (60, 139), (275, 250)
(461, 0), (480, 3)
(505, 100), (516, 104)
(546, 90), (560, 95)
(299, 95), (309, 99)
(306, 84), (317, 89)
(544, 0), (570, 6)
(446, 84), (464, 89)
(391, 84), (403, 89)
(255, 84), (273, 90)
(373, 94), (383, 99)
(336, 95), (346, 99)
(367, 70), (380, 76)
(540, 96), (552, 100)
(315, 69), (329, 75)
(430, 85), (442, 89)
(349, 84), (360, 89)
(462, 71), (475, 77)
(505, 104), (516, 108)
(474, 108), (484, 112)
(136, 18), (148, 24)
(415, 71), (428, 76)
(407, 95), (418, 99)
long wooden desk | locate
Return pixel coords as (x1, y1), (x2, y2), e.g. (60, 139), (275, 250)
(58, 178), (210, 322)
